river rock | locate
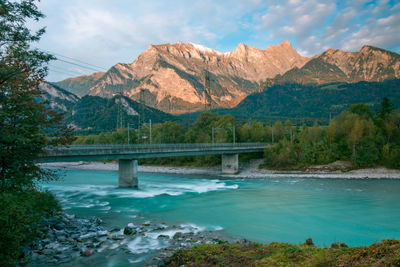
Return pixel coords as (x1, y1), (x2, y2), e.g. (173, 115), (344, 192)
(124, 227), (136, 235)
(173, 232), (183, 239)
(54, 254), (68, 260)
(80, 249), (94, 257)
(109, 226), (121, 232)
(90, 217), (103, 225)
(42, 249), (54, 255)
(57, 236), (66, 242)
(110, 233), (125, 240)
(157, 234), (170, 240)
(153, 225), (167, 231)
(54, 222), (65, 230)
(97, 230), (108, 237)
(65, 214), (75, 220)
(123, 225), (137, 235)
(79, 232), (96, 240)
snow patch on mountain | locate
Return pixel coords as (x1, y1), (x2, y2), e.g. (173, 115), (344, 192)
(188, 42), (224, 55)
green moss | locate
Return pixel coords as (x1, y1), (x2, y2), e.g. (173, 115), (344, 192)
(168, 239), (400, 267)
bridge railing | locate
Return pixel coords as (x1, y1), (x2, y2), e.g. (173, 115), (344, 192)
(56, 142), (269, 149)
(43, 143), (270, 156)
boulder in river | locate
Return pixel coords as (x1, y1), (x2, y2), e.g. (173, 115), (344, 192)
(123, 226), (137, 235)
(80, 249), (94, 257)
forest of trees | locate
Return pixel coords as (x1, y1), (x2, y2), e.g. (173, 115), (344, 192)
(73, 98), (400, 169)
(264, 98), (400, 169)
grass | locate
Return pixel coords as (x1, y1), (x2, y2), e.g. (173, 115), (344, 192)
(168, 239), (400, 266)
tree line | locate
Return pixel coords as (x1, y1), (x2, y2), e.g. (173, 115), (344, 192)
(264, 98), (400, 169)
(73, 98), (400, 169)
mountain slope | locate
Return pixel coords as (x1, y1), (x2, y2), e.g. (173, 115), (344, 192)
(39, 82), (79, 112)
(56, 72), (104, 97)
(271, 46), (400, 85)
(65, 95), (174, 131)
(218, 79), (400, 120)
(41, 82), (173, 131)
(57, 41), (309, 114)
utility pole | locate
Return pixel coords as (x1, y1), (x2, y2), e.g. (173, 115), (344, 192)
(116, 88), (124, 130)
(128, 123), (130, 145)
(149, 119), (152, 144)
(203, 70), (212, 110)
(212, 127), (214, 144)
(233, 126), (235, 144)
(139, 88), (145, 125)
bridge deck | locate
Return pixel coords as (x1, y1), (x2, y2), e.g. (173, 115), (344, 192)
(39, 143), (268, 162)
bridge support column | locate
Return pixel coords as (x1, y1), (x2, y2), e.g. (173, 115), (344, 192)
(118, 159), (138, 188)
(221, 154), (239, 174)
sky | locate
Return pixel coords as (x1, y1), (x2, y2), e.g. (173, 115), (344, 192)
(29, 0), (400, 82)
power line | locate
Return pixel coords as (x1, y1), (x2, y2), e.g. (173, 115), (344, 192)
(48, 69), (80, 77)
(55, 58), (104, 72)
(46, 50), (108, 71)
(48, 64), (84, 76)
(32, 47), (109, 72)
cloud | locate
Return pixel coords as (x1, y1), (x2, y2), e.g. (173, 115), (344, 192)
(256, 0), (400, 56)
(35, 0), (263, 81)
(31, 0), (399, 81)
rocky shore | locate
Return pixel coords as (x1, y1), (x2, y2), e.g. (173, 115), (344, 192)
(27, 213), (237, 267)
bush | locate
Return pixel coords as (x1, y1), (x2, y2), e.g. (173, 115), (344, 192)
(0, 190), (60, 267)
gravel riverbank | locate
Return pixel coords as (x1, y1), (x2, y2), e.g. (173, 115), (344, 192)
(40, 160), (400, 179)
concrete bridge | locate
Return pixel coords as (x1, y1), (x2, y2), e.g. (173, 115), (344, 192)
(39, 143), (268, 188)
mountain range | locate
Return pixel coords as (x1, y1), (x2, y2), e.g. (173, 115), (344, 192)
(269, 45), (400, 85)
(56, 41), (310, 114)
(55, 41), (399, 115)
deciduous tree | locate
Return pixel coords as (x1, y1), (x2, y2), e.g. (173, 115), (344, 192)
(0, 0), (73, 191)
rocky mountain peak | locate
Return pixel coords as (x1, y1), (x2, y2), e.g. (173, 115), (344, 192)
(359, 45), (380, 53)
(230, 43), (262, 60)
(280, 40), (292, 47)
(54, 40), (310, 114)
(273, 45), (400, 84)
(324, 48), (337, 54)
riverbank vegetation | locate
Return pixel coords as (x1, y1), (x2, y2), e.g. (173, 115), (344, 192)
(72, 98), (400, 170)
(169, 239), (400, 266)
(0, 1), (72, 265)
(263, 98), (400, 169)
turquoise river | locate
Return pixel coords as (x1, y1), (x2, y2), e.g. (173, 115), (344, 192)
(41, 168), (400, 262)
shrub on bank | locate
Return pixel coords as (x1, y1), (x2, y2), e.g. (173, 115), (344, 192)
(168, 239), (400, 266)
(0, 190), (60, 267)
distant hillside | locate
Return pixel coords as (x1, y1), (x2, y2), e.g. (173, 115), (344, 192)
(39, 82), (79, 112)
(65, 95), (174, 131)
(269, 46), (400, 85)
(56, 72), (104, 97)
(40, 82), (174, 132)
(216, 79), (400, 120)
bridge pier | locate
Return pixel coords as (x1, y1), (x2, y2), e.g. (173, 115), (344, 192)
(118, 159), (138, 188)
(221, 154), (239, 174)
